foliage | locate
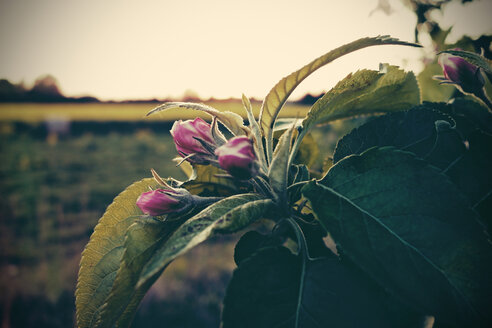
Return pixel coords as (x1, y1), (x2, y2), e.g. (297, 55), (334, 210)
(76, 36), (492, 328)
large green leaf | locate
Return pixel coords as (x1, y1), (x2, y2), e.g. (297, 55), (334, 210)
(440, 98), (492, 137)
(258, 35), (420, 162)
(333, 103), (492, 226)
(301, 65), (420, 134)
(147, 102), (247, 136)
(222, 246), (420, 328)
(75, 178), (158, 328)
(136, 194), (273, 291)
(333, 106), (461, 166)
(302, 147), (492, 326)
(446, 130), (492, 228)
(96, 217), (183, 327)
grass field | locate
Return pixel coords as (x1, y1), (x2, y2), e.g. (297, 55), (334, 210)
(0, 101), (310, 122)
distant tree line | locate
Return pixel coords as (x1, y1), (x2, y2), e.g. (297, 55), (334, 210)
(0, 75), (99, 103)
(0, 74), (324, 104)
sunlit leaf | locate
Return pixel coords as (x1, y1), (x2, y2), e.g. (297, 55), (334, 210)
(273, 118), (302, 132)
(181, 164), (237, 197)
(268, 125), (294, 199)
(96, 217), (183, 328)
(293, 132), (319, 167)
(136, 194), (271, 292)
(302, 147), (492, 326)
(418, 62), (455, 102)
(147, 102), (247, 136)
(242, 94), (267, 171)
(273, 120), (320, 169)
(75, 178), (158, 328)
(259, 35), (421, 162)
(301, 65), (420, 134)
(174, 158), (194, 178)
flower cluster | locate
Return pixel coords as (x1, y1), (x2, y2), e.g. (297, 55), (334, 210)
(137, 117), (258, 216)
(170, 117), (257, 178)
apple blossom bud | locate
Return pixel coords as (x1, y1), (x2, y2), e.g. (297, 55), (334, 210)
(170, 118), (216, 164)
(136, 188), (191, 216)
(438, 49), (485, 94)
(215, 136), (258, 179)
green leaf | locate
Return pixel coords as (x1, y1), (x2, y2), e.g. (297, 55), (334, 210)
(233, 230), (281, 266)
(268, 125), (294, 199)
(301, 65), (420, 134)
(147, 102), (247, 136)
(302, 147), (492, 326)
(75, 178), (158, 328)
(333, 103), (492, 227)
(287, 164), (310, 204)
(136, 194), (272, 291)
(242, 94), (267, 171)
(293, 132), (319, 167)
(333, 106), (461, 167)
(439, 49), (492, 75)
(273, 118), (302, 132)
(180, 164), (237, 197)
(96, 217), (184, 328)
(418, 62), (455, 102)
(222, 246), (420, 328)
(258, 35), (421, 162)
(273, 120), (320, 168)
(445, 130), (492, 230)
(436, 98), (492, 140)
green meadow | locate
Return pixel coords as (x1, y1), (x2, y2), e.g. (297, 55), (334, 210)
(0, 101), (309, 122)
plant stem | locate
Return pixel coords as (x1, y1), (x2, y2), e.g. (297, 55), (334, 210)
(473, 88), (492, 112)
(285, 217), (308, 328)
(252, 175), (275, 198)
(287, 128), (308, 170)
(286, 180), (309, 191)
(193, 196), (223, 207)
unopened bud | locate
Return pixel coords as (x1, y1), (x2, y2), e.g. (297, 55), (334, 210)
(215, 136), (258, 179)
(136, 188), (192, 216)
(438, 49), (485, 94)
(170, 118), (216, 164)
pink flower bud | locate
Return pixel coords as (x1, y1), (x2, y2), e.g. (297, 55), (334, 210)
(215, 136), (257, 179)
(170, 118), (216, 163)
(438, 49), (485, 94)
(136, 189), (189, 216)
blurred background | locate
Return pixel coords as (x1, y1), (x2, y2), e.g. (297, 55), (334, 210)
(0, 0), (491, 327)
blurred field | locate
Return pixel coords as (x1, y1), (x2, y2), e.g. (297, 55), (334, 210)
(0, 102), (360, 328)
(0, 101), (309, 122)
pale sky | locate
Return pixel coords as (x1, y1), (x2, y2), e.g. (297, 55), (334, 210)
(0, 0), (491, 101)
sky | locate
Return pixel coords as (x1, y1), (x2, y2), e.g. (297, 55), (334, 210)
(0, 0), (491, 101)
